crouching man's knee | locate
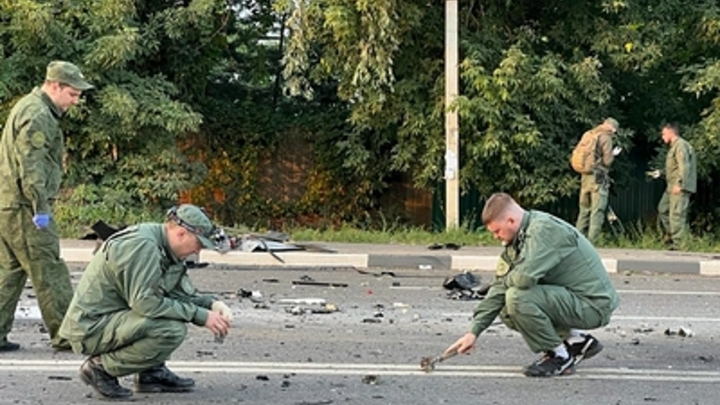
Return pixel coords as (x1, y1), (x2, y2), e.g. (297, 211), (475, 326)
(149, 319), (187, 351)
(499, 287), (540, 331)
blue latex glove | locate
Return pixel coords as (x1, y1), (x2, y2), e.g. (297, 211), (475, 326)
(33, 213), (51, 229)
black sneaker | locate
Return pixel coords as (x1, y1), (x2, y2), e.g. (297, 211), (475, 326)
(565, 334), (603, 365)
(134, 363), (195, 393)
(523, 351), (575, 377)
(0, 338), (20, 352)
(78, 356), (133, 399)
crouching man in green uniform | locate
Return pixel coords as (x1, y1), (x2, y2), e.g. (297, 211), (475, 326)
(445, 193), (619, 377)
(59, 204), (233, 399)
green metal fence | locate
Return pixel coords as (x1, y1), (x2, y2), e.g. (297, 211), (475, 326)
(432, 173), (666, 233)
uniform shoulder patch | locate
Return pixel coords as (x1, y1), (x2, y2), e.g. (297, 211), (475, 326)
(30, 132), (46, 148)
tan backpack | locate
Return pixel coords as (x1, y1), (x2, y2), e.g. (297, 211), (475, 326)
(570, 129), (601, 174)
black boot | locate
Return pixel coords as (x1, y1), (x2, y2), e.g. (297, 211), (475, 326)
(78, 356), (133, 399)
(0, 338), (20, 352)
(134, 363), (195, 393)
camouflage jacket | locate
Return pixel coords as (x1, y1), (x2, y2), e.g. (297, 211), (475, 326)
(665, 137), (697, 193)
(0, 88), (64, 213)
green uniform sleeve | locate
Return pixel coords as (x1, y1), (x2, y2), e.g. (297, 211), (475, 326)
(470, 281), (506, 336)
(15, 113), (53, 213)
(677, 142), (691, 191)
(597, 133), (614, 168)
(112, 240), (209, 326)
(167, 274), (216, 310)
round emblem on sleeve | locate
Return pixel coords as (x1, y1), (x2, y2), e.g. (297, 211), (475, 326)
(30, 132), (46, 148)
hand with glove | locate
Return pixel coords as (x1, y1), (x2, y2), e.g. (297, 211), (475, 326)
(211, 301), (233, 322)
(612, 146), (623, 156)
(205, 311), (230, 338)
(646, 169), (661, 179)
(33, 213), (51, 229)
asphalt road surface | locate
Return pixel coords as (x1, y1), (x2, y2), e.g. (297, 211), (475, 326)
(2, 264), (720, 405)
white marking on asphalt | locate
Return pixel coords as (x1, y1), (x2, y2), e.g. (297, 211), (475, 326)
(440, 312), (720, 323)
(616, 289), (720, 296)
(612, 315), (720, 323)
(2, 360), (720, 382)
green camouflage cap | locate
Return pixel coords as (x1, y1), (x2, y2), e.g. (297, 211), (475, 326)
(173, 204), (216, 249)
(45, 61), (94, 90)
(603, 117), (619, 131)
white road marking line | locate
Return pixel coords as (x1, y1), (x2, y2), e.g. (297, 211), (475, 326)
(440, 312), (720, 322)
(2, 360), (720, 382)
(612, 315), (720, 322)
(616, 289), (720, 296)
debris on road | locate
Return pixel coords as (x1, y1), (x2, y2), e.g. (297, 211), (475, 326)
(427, 243), (461, 250)
(295, 400), (334, 405)
(633, 325), (654, 334)
(238, 288), (264, 303)
(84, 224), (338, 264)
(286, 303), (339, 315)
(356, 269), (396, 278)
(443, 272), (479, 290)
(361, 375), (379, 385)
(279, 298), (327, 306)
(664, 327), (694, 337)
(442, 272), (489, 300)
(291, 280), (349, 288)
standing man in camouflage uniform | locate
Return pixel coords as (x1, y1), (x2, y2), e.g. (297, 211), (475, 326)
(655, 124), (697, 250)
(445, 193), (619, 377)
(575, 118), (623, 243)
(59, 204), (233, 399)
(0, 61), (93, 351)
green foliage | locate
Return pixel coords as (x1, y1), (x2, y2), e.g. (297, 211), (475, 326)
(0, 0), (228, 222)
(276, 0), (720, 236)
(3, 0), (720, 240)
(54, 184), (161, 238)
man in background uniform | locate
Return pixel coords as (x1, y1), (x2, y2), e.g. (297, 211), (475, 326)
(445, 193), (619, 377)
(652, 124), (697, 250)
(59, 204), (233, 399)
(575, 118), (622, 243)
(0, 61), (93, 351)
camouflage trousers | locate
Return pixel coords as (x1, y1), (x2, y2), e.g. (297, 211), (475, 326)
(576, 173), (609, 243)
(0, 206), (73, 347)
(70, 311), (186, 377)
(658, 190), (691, 248)
(499, 285), (615, 353)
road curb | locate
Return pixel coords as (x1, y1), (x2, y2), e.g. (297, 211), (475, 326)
(58, 246), (715, 275)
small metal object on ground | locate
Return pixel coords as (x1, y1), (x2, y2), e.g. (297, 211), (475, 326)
(291, 280), (349, 287)
(361, 375), (379, 385)
(420, 349), (458, 373)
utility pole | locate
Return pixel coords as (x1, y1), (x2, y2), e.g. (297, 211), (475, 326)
(444, 0), (460, 229)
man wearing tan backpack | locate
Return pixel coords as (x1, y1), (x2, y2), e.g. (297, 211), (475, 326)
(571, 118), (622, 243)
